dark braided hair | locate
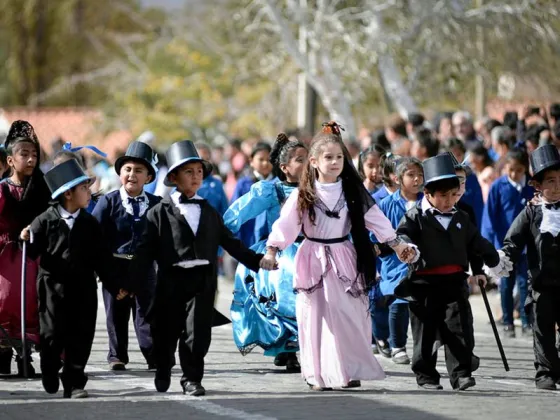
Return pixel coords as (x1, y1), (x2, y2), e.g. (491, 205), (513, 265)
(298, 121), (378, 291)
(269, 133), (306, 181)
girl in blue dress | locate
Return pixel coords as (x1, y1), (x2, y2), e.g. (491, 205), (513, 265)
(224, 133), (307, 372)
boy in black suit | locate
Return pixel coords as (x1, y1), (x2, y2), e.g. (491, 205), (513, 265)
(130, 140), (264, 396)
(21, 159), (122, 398)
(500, 145), (560, 390)
(394, 154), (510, 391)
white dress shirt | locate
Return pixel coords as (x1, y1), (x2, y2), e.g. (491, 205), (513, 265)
(170, 191), (209, 269)
(421, 197), (457, 230)
(120, 186), (149, 217)
(58, 205), (81, 230)
(540, 201), (560, 237)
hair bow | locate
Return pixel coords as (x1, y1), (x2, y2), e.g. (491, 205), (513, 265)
(62, 142), (107, 158)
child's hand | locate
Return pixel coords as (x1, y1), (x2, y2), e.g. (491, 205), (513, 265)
(468, 274), (487, 288)
(260, 254), (278, 271)
(20, 226), (31, 241)
(116, 289), (129, 301)
(393, 243), (419, 264)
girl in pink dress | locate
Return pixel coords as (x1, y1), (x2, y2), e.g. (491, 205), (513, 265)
(260, 122), (417, 390)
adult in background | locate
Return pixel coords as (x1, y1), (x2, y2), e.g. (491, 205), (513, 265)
(452, 111), (483, 151)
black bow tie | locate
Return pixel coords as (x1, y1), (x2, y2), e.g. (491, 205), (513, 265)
(432, 209), (455, 218)
(128, 196), (145, 203)
(325, 210), (340, 219)
(544, 202), (560, 210)
(179, 195), (204, 205)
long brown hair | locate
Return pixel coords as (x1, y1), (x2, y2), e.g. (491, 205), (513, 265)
(298, 121), (378, 291)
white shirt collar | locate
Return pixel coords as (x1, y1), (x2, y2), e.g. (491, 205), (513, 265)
(507, 175), (526, 192)
(421, 196), (456, 215)
(58, 205), (80, 219)
(170, 191), (203, 201)
(254, 171), (274, 182)
(120, 186), (149, 217)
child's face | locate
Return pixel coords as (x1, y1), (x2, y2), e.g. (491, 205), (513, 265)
(7, 142), (37, 177)
(169, 161), (204, 197)
(534, 169), (560, 203)
(251, 150), (272, 178)
(410, 141), (426, 160)
(505, 159), (527, 184)
(451, 147), (465, 166)
(64, 181), (91, 210)
(399, 164), (424, 195)
(311, 143), (344, 182)
(362, 154), (381, 183)
(454, 169), (467, 202)
(281, 147), (308, 181)
(426, 188), (459, 213)
(120, 161), (152, 196)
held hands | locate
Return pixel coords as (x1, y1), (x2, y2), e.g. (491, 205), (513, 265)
(392, 242), (419, 264)
(116, 289), (131, 301)
(484, 250), (513, 280)
(260, 247), (279, 271)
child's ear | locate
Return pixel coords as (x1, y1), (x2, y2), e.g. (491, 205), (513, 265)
(145, 174), (153, 185)
(309, 156), (317, 169)
(64, 190), (73, 200)
(168, 172), (177, 185)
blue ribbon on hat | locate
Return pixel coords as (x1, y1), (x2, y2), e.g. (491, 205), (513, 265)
(62, 142), (107, 158)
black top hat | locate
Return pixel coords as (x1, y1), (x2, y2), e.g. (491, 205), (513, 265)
(530, 144), (560, 179)
(423, 154), (458, 186)
(164, 140), (212, 186)
(445, 151), (473, 176)
(115, 141), (158, 183)
(45, 159), (95, 199)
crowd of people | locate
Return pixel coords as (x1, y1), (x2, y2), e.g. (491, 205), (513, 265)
(1, 103), (560, 399)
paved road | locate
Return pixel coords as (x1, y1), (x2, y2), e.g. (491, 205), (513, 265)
(1, 279), (558, 420)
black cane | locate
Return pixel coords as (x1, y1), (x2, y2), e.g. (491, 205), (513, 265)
(478, 279), (510, 372)
(20, 240), (30, 378)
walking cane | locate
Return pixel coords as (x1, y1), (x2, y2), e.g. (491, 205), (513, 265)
(20, 239), (30, 378)
(478, 279), (510, 372)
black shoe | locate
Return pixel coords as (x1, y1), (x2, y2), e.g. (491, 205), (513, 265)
(536, 377), (557, 390)
(42, 374), (60, 394)
(375, 339), (392, 358)
(418, 383), (443, 390)
(147, 363), (157, 371)
(342, 380), (361, 388)
(457, 377), (476, 391)
(154, 370), (171, 393)
(286, 356), (301, 373)
(274, 353), (289, 367)
(503, 325), (516, 338)
(109, 361), (126, 371)
(183, 381), (206, 396)
(306, 382), (333, 391)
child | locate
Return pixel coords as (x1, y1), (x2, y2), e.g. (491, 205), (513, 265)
(373, 157), (424, 365)
(21, 159), (122, 398)
(481, 148), (534, 337)
(231, 142), (273, 248)
(499, 144), (560, 390)
(358, 145), (386, 194)
(92, 141), (160, 371)
(394, 153), (509, 391)
(372, 153), (401, 203)
(129, 140), (263, 396)
(260, 122), (417, 390)
(224, 133), (307, 371)
(0, 133), (44, 376)
(410, 128), (440, 161)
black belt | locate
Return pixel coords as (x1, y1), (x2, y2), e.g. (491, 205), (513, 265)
(304, 234), (349, 244)
(295, 236), (304, 244)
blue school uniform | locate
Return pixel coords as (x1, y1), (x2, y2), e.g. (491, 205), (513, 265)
(224, 180), (300, 357)
(198, 176), (228, 216)
(461, 173), (484, 228)
(92, 187), (161, 365)
(372, 185), (391, 203)
(481, 175), (534, 327)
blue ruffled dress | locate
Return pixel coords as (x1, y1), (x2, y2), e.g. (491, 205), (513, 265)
(224, 180), (300, 356)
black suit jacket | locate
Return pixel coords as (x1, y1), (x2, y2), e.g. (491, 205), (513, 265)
(130, 198), (263, 294)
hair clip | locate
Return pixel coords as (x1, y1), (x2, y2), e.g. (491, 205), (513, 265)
(62, 142), (107, 158)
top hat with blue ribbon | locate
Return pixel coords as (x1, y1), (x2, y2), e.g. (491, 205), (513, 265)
(423, 153), (458, 187)
(45, 159), (96, 199)
(114, 141), (158, 183)
(164, 140), (212, 186)
(530, 144), (560, 179)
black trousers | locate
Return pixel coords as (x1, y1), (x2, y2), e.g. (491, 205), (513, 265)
(409, 275), (477, 389)
(102, 286), (154, 365)
(151, 266), (216, 385)
(39, 285), (97, 392)
(532, 287), (560, 384)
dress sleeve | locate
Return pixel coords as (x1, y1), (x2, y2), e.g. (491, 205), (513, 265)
(364, 204), (397, 243)
(267, 189), (302, 250)
(224, 181), (275, 234)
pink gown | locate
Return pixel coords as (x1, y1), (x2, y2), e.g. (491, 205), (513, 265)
(267, 180), (398, 388)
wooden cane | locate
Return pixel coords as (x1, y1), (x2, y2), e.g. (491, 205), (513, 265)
(20, 240), (29, 378)
(478, 279), (510, 372)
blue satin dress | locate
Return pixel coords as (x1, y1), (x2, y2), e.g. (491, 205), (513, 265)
(224, 181), (300, 356)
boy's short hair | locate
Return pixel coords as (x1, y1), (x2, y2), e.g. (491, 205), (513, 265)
(396, 157), (423, 181)
(386, 115), (407, 137)
(414, 128), (440, 157)
(251, 142), (271, 158)
(424, 177), (460, 196)
(505, 147), (529, 169)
